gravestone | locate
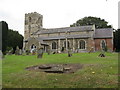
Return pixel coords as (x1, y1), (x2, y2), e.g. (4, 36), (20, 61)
(98, 50), (105, 57)
(22, 49), (26, 56)
(15, 46), (20, 55)
(26, 50), (30, 55)
(7, 48), (13, 55)
(0, 50), (3, 60)
(37, 48), (44, 59)
(44, 66), (64, 73)
(88, 47), (94, 53)
(68, 49), (72, 57)
(98, 53), (105, 57)
(19, 49), (22, 55)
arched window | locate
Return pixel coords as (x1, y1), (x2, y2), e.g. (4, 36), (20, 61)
(64, 41), (70, 48)
(52, 42), (57, 49)
(101, 40), (106, 50)
(79, 40), (85, 49)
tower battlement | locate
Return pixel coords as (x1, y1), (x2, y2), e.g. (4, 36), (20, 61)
(25, 12), (42, 17)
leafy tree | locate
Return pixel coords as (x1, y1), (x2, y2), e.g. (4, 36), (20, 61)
(113, 29), (120, 52)
(70, 16), (112, 28)
(6, 29), (24, 53)
(0, 21), (8, 54)
(0, 21), (24, 54)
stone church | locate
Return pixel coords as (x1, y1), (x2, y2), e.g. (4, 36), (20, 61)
(23, 12), (113, 53)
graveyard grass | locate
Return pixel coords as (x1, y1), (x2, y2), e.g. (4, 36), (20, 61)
(2, 52), (118, 88)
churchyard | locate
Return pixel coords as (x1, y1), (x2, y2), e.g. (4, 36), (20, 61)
(2, 52), (118, 88)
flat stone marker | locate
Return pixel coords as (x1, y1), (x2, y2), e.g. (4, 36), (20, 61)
(38, 65), (51, 69)
(26, 64), (83, 74)
(44, 66), (64, 73)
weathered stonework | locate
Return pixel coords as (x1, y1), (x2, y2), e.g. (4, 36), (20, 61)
(23, 12), (113, 53)
(24, 12), (43, 40)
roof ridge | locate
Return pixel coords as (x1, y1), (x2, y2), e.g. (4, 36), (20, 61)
(43, 25), (94, 30)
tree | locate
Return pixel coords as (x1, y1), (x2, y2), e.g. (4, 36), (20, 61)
(113, 29), (120, 52)
(70, 16), (112, 28)
(6, 29), (24, 53)
(0, 21), (8, 54)
(0, 21), (24, 54)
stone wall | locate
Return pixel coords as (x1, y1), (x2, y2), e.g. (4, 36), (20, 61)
(43, 38), (89, 53)
(24, 12), (43, 40)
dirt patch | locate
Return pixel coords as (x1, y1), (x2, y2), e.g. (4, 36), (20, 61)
(26, 64), (83, 74)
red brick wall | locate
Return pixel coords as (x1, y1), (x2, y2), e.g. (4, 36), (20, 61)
(94, 38), (113, 51)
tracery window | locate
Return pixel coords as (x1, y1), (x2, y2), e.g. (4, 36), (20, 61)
(101, 40), (106, 50)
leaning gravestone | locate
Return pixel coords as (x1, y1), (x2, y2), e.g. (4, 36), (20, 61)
(88, 47), (94, 53)
(98, 50), (105, 57)
(68, 49), (72, 57)
(37, 48), (44, 59)
(98, 53), (105, 57)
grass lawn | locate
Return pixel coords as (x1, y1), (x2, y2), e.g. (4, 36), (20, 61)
(2, 52), (118, 88)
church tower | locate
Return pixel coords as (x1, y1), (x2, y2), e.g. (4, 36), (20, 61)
(24, 12), (43, 40)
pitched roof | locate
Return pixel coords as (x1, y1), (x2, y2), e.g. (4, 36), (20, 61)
(36, 34), (91, 40)
(33, 25), (94, 34)
(27, 37), (49, 45)
(94, 28), (113, 38)
(31, 25), (113, 41)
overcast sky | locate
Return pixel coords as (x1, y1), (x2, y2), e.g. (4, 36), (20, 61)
(0, 0), (119, 35)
